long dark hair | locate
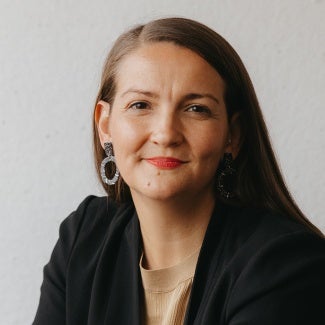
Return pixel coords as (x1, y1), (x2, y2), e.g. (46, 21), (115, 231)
(93, 17), (323, 237)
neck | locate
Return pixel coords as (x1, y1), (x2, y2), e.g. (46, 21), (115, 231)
(132, 191), (215, 270)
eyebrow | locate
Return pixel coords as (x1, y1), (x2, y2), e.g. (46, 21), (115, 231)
(121, 89), (220, 105)
(121, 89), (158, 98)
(183, 93), (220, 105)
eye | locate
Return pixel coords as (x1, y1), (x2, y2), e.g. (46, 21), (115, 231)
(186, 105), (211, 115)
(129, 101), (149, 110)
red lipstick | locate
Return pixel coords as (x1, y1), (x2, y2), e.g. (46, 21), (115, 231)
(145, 157), (184, 169)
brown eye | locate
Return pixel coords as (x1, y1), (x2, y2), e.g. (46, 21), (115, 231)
(130, 102), (149, 110)
(187, 105), (211, 115)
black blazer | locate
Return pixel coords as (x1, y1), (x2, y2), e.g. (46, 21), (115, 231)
(33, 196), (325, 324)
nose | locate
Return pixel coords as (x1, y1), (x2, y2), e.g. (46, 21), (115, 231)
(150, 110), (184, 147)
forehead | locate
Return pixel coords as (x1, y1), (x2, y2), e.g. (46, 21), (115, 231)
(114, 42), (225, 95)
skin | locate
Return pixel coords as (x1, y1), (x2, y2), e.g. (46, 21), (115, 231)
(96, 42), (240, 269)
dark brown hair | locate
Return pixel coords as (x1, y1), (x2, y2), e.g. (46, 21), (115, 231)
(93, 17), (323, 236)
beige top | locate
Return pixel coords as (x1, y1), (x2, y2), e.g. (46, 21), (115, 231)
(140, 250), (200, 325)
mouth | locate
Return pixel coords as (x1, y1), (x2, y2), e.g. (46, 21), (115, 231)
(145, 157), (186, 169)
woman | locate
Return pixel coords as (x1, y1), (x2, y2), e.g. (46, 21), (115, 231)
(33, 17), (325, 324)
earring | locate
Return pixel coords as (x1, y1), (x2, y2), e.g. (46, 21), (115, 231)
(216, 153), (236, 199)
(100, 142), (120, 185)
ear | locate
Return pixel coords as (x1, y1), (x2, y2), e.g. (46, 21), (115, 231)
(95, 100), (112, 148)
(225, 113), (241, 158)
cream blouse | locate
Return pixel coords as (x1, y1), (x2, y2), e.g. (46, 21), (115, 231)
(140, 250), (200, 325)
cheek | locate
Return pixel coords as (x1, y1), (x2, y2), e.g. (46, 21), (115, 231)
(110, 115), (139, 145)
(197, 130), (227, 156)
(109, 116), (145, 164)
(194, 131), (228, 170)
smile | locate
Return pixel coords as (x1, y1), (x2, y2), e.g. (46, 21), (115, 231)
(145, 157), (185, 169)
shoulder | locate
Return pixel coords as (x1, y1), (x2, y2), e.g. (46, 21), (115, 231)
(227, 204), (325, 271)
(209, 203), (325, 276)
(54, 195), (125, 264)
(60, 195), (118, 239)
(62, 195), (137, 256)
(33, 196), (128, 324)
(221, 206), (325, 323)
(45, 195), (134, 285)
(63, 195), (118, 223)
(222, 205), (325, 274)
(223, 204), (324, 250)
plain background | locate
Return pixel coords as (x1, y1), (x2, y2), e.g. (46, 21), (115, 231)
(0, 0), (324, 323)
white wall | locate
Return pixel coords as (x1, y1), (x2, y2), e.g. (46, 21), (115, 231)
(0, 0), (324, 323)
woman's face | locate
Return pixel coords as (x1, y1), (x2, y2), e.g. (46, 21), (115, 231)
(97, 42), (236, 202)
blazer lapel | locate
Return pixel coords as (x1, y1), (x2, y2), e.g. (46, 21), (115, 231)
(87, 203), (142, 325)
(184, 202), (228, 324)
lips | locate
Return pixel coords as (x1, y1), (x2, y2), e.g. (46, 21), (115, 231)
(145, 157), (185, 169)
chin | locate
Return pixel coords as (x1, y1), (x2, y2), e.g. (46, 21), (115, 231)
(130, 182), (186, 202)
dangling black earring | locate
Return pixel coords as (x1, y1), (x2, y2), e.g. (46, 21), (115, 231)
(100, 142), (120, 185)
(216, 153), (236, 199)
